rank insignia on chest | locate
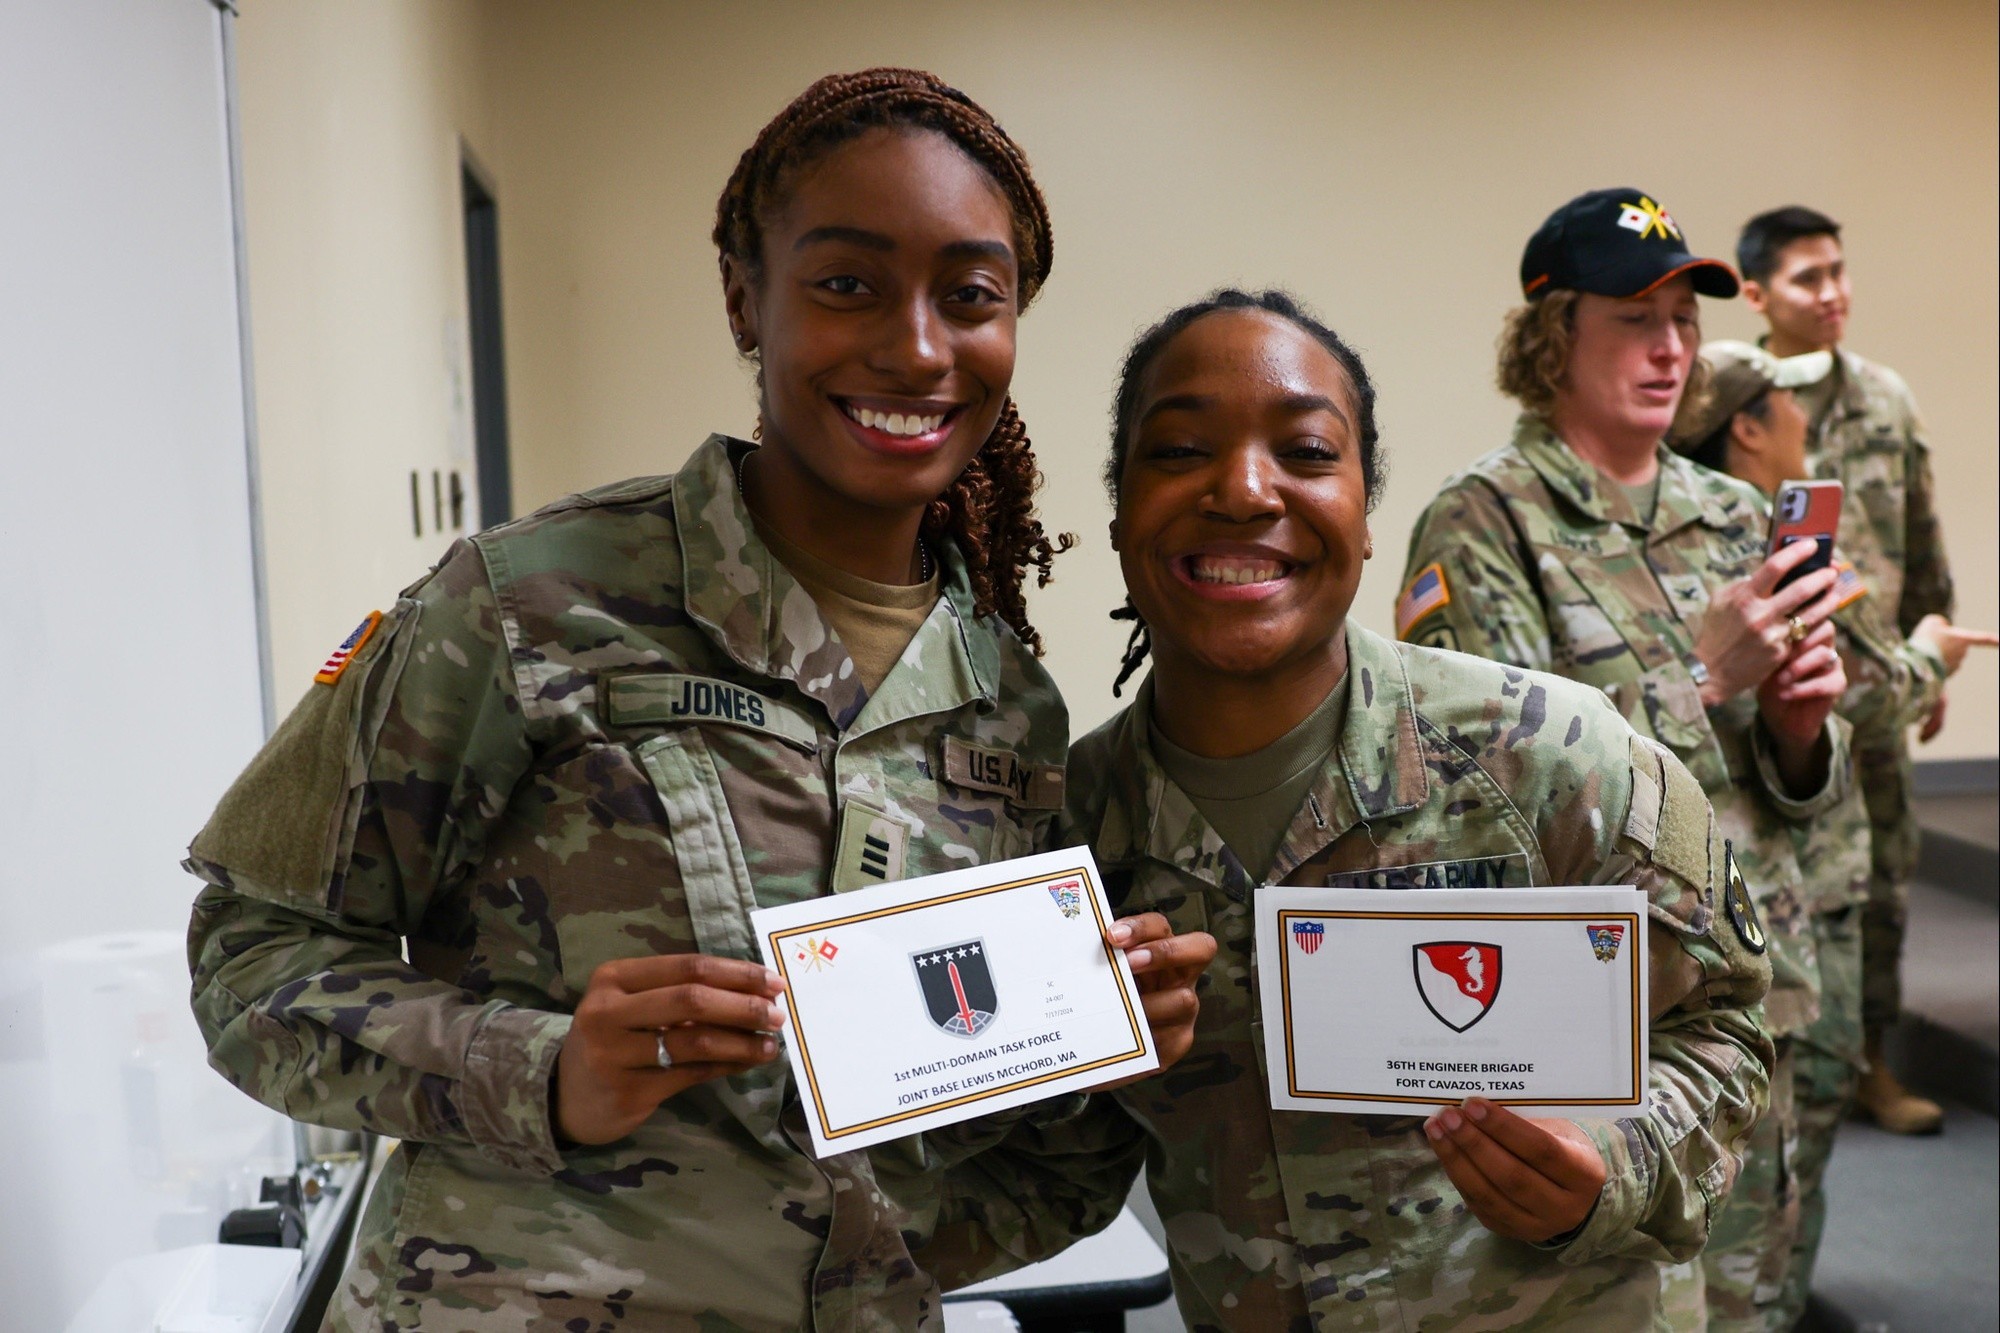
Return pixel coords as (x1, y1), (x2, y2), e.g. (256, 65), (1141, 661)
(912, 940), (997, 1039)
(1292, 920), (1325, 955)
(1722, 842), (1766, 955)
(1585, 922), (1626, 962)
(1047, 878), (1082, 919)
(314, 611), (382, 685)
(1395, 563), (1451, 639)
(1413, 941), (1502, 1032)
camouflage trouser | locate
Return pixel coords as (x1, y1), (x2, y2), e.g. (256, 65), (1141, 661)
(1775, 907), (1865, 1330)
(1663, 907), (1864, 1332)
(1857, 740), (1917, 1031)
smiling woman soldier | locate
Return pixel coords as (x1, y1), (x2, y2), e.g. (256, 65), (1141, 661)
(1065, 288), (1772, 1330)
(179, 69), (1211, 1331)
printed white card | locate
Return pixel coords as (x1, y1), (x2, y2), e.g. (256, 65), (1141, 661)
(1256, 886), (1648, 1116)
(752, 847), (1157, 1157)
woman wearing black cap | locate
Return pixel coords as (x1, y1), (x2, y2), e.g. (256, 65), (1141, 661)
(1396, 188), (1851, 1330)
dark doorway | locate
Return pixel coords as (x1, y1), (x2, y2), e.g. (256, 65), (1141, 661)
(462, 159), (511, 527)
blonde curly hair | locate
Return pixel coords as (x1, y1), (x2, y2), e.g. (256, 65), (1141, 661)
(1496, 289), (1713, 436)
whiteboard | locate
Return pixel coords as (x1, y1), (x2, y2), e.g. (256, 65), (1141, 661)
(0, 0), (294, 1325)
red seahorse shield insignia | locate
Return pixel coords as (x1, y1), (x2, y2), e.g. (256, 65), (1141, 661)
(1413, 942), (1502, 1033)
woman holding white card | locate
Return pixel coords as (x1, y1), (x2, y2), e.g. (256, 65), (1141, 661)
(182, 69), (1208, 1331)
(1064, 289), (1773, 1330)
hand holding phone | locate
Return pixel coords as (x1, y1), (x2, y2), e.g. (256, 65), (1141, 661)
(1768, 481), (1843, 593)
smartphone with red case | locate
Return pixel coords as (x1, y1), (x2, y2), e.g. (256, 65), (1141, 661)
(1768, 480), (1843, 593)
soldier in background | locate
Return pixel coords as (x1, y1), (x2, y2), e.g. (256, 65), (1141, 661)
(179, 69), (1211, 1332)
(1737, 206), (1971, 1137)
(1669, 340), (1996, 1327)
(1399, 189), (1851, 1332)
(1068, 287), (1773, 1329)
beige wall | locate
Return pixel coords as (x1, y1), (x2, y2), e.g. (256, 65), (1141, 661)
(237, 0), (501, 696)
(243, 0), (1998, 756)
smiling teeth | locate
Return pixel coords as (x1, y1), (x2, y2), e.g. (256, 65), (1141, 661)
(1190, 558), (1285, 585)
(847, 405), (945, 437)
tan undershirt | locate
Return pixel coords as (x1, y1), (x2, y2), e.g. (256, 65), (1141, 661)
(753, 517), (939, 693)
(1149, 672), (1349, 883)
(1617, 474), (1661, 528)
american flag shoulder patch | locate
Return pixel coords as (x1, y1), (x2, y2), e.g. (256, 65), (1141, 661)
(1395, 563), (1451, 639)
(315, 611), (384, 685)
(1830, 560), (1867, 611)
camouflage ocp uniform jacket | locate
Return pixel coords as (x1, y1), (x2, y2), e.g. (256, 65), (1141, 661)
(1788, 346), (1956, 902)
(183, 435), (1142, 1332)
(1065, 624), (1773, 1331)
(1801, 605), (1946, 923)
(1399, 417), (1849, 1040)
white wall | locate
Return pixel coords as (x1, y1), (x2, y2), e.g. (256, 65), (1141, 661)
(235, 0), (499, 698)
(0, 1), (291, 1325)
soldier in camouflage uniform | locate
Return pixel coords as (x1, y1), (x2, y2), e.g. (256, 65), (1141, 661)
(1400, 192), (1853, 1331)
(1736, 205), (1993, 1138)
(182, 71), (1213, 1331)
(1068, 289), (1773, 1330)
(1667, 339), (1977, 1328)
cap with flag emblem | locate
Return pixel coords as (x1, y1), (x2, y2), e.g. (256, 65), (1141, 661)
(1520, 188), (1739, 302)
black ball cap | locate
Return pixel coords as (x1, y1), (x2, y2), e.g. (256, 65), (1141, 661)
(1520, 188), (1740, 301)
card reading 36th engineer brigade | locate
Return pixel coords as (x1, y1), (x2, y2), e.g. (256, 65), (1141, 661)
(1255, 886), (1649, 1117)
(752, 847), (1158, 1158)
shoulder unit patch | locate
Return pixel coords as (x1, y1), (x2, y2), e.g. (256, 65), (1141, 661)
(1829, 559), (1868, 612)
(315, 611), (383, 685)
(1395, 563), (1451, 639)
(1722, 842), (1766, 955)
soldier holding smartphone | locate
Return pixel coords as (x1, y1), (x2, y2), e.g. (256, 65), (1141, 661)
(1738, 206), (1995, 1139)
(1672, 341), (1995, 1327)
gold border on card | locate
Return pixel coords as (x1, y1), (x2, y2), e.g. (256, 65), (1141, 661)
(768, 864), (1149, 1142)
(1276, 909), (1644, 1107)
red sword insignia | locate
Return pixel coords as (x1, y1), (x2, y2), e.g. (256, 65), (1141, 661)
(949, 959), (976, 1034)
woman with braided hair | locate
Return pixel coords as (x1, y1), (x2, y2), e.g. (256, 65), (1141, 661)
(1065, 290), (1773, 1329)
(182, 68), (1209, 1330)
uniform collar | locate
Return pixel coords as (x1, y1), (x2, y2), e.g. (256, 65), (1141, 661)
(1512, 413), (1738, 540)
(1757, 335), (1866, 427)
(672, 434), (995, 732)
(1101, 621), (1428, 893)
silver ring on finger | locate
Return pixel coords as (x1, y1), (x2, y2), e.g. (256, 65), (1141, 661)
(1787, 615), (1808, 644)
(655, 1029), (674, 1070)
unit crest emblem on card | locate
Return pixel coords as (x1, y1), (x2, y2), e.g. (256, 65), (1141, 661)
(1292, 920), (1325, 955)
(912, 939), (998, 1039)
(1413, 941), (1502, 1033)
(1586, 923), (1626, 962)
(793, 936), (839, 972)
(1046, 878), (1082, 919)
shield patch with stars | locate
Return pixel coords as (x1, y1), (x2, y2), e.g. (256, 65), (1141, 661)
(912, 939), (998, 1039)
(1413, 941), (1502, 1033)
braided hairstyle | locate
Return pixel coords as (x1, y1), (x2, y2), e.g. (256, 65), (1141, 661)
(1103, 289), (1387, 696)
(713, 68), (1072, 654)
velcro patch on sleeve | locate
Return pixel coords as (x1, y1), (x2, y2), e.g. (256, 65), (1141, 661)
(1395, 563), (1451, 639)
(1647, 737), (1717, 892)
(1622, 734), (1664, 855)
(315, 611), (383, 685)
(942, 736), (1065, 810)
